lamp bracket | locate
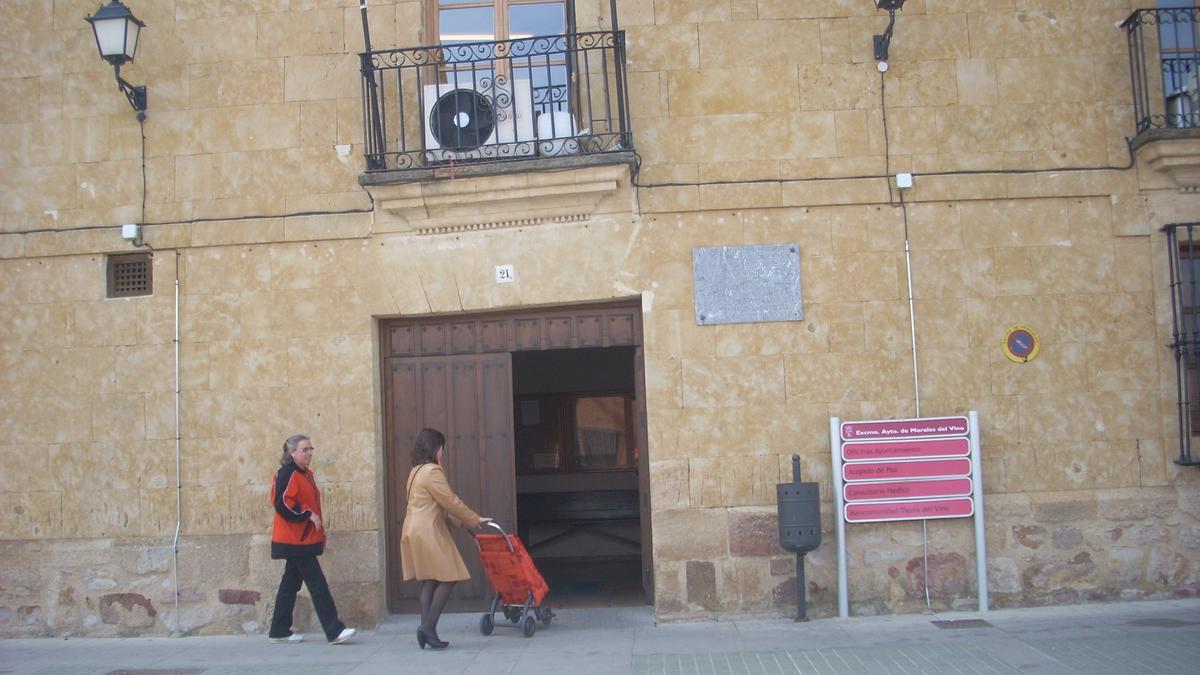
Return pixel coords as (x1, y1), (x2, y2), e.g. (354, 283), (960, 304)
(113, 64), (147, 120)
(874, 9), (898, 61)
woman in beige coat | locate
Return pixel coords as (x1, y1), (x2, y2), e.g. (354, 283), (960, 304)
(400, 428), (491, 650)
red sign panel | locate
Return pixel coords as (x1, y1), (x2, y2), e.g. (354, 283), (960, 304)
(840, 416), (969, 442)
(844, 498), (975, 523)
(843, 458), (971, 483)
(842, 437), (969, 462)
(844, 478), (973, 503)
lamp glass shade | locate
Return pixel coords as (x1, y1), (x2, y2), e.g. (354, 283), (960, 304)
(86, 2), (144, 64)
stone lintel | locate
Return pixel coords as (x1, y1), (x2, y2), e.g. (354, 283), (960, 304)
(358, 151), (637, 187)
(365, 160), (633, 235)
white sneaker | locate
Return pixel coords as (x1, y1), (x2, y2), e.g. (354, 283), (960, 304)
(269, 633), (304, 644)
(330, 627), (356, 645)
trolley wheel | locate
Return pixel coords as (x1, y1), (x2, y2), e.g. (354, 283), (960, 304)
(479, 613), (494, 636)
(538, 607), (553, 626)
(521, 615), (536, 638)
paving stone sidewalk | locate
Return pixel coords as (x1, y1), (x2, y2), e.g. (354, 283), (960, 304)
(2, 598), (1197, 675)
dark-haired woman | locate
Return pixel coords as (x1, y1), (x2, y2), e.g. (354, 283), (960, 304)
(400, 428), (492, 649)
(267, 434), (356, 645)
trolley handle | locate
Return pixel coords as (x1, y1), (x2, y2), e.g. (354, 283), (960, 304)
(481, 520), (515, 553)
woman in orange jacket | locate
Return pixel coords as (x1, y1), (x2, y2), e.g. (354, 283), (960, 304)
(268, 434), (356, 645)
(400, 428), (491, 649)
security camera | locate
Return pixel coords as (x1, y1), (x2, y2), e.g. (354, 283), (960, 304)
(875, 0), (906, 10)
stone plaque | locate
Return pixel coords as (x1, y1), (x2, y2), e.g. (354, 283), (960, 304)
(692, 243), (803, 325)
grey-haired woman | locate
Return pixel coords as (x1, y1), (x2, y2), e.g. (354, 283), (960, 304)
(267, 434), (356, 645)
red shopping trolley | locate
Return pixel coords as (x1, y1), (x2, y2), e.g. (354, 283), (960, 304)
(474, 521), (554, 638)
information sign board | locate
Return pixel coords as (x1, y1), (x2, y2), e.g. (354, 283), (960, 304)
(844, 497), (975, 523)
(842, 457), (971, 483)
(841, 437), (969, 462)
(840, 416), (969, 441)
(844, 477), (973, 503)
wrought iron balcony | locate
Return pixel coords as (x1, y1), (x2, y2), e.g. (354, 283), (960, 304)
(1123, 7), (1200, 135)
(359, 31), (632, 175)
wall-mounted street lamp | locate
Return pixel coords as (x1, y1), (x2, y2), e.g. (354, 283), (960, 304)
(873, 0), (906, 64)
(85, 0), (147, 120)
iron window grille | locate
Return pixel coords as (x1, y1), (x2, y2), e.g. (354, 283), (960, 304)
(106, 251), (152, 298)
(1122, 7), (1200, 135)
(359, 30), (632, 173)
(1163, 222), (1200, 466)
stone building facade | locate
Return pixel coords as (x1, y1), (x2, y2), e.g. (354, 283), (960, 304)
(1, 0), (1199, 637)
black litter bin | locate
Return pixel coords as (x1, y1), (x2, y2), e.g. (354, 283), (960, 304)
(777, 455), (820, 620)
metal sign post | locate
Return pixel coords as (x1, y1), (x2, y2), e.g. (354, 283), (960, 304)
(831, 411), (987, 617)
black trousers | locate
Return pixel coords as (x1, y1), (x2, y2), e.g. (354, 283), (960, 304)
(268, 556), (345, 641)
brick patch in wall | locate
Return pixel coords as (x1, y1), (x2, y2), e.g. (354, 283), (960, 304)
(218, 589), (262, 605)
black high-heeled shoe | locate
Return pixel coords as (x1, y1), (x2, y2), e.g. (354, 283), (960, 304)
(417, 626), (448, 650)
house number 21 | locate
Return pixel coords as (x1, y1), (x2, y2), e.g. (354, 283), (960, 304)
(495, 264), (515, 283)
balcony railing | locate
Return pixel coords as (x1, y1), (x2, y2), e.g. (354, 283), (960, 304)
(1123, 7), (1200, 135)
(359, 31), (632, 174)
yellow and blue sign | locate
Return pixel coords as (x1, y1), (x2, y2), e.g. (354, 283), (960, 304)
(1002, 325), (1040, 363)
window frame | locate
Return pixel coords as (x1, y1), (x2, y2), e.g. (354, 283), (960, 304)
(1176, 240), (1200, 433)
(514, 390), (637, 475)
(427, 0), (575, 98)
(427, 0), (572, 46)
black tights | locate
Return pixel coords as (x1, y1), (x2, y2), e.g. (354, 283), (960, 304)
(419, 579), (455, 637)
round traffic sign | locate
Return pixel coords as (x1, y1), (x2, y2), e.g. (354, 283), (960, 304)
(1002, 325), (1039, 363)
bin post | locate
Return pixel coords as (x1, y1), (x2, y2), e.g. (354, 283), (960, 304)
(792, 455), (807, 622)
(796, 550), (807, 622)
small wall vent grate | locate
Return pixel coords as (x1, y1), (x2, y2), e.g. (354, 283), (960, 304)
(107, 252), (152, 298)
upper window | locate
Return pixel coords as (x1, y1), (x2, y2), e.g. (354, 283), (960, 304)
(1157, 0), (1200, 126)
(433, 0), (568, 45)
(429, 0), (576, 121)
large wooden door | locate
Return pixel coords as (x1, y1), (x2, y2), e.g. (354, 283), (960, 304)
(383, 352), (515, 612)
(381, 300), (650, 612)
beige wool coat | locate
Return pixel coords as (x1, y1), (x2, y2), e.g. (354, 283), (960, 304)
(400, 462), (482, 582)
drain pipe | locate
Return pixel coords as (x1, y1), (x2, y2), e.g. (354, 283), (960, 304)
(900, 191), (920, 417)
(170, 251), (182, 635)
(899, 189), (931, 611)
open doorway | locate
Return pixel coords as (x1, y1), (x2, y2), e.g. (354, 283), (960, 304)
(380, 300), (651, 613)
(512, 347), (645, 608)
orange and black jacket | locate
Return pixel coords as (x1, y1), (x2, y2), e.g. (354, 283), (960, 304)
(270, 462), (326, 559)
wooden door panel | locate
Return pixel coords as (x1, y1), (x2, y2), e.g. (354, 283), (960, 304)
(385, 360), (419, 611)
(447, 358), (486, 601)
(481, 355), (517, 528)
(384, 353), (514, 612)
(420, 361), (449, 432)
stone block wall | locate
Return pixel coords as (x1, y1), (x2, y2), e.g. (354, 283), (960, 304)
(2, 0), (1200, 636)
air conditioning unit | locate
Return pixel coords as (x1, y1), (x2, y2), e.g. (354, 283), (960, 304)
(1167, 69), (1200, 128)
(1189, 69), (1200, 124)
(423, 77), (535, 162)
(536, 110), (584, 157)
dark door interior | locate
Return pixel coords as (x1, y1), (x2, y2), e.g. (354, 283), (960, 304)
(512, 347), (646, 608)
